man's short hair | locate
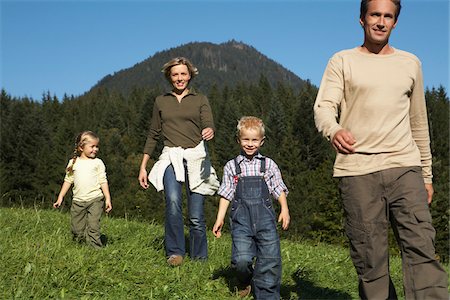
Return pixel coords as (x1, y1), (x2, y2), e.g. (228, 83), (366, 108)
(360, 0), (401, 22)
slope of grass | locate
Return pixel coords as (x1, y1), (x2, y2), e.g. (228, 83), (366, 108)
(0, 207), (444, 299)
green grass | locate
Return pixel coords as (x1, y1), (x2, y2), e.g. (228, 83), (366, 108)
(0, 207), (446, 299)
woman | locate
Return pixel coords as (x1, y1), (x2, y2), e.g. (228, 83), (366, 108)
(138, 57), (219, 266)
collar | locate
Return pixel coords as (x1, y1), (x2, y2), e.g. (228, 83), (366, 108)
(236, 152), (264, 165)
(163, 87), (198, 97)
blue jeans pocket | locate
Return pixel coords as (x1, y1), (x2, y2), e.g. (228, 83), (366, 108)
(263, 198), (276, 221)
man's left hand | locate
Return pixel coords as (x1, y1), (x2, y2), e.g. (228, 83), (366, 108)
(425, 183), (434, 205)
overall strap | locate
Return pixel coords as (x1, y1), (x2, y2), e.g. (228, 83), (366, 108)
(234, 156), (265, 175)
(260, 157), (266, 174)
(234, 157), (242, 175)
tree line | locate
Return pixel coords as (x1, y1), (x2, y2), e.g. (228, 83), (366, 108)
(0, 79), (448, 261)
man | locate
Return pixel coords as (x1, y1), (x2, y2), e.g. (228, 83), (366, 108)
(314, 0), (448, 299)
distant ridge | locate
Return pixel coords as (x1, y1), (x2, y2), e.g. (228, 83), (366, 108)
(91, 40), (306, 95)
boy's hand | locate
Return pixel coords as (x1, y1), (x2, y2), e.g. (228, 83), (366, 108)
(278, 209), (290, 230)
(212, 220), (224, 238)
(105, 200), (112, 213)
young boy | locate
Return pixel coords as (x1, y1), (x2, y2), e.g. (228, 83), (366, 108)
(213, 116), (290, 299)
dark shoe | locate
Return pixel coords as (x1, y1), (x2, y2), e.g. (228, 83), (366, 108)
(238, 285), (251, 298)
(167, 255), (183, 267)
(100, 234), (108, 246)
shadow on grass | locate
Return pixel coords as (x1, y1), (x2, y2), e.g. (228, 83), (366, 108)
(281, 267), (352, 299)
(212, 266), (352, 299)
(211, 266), (248, 297)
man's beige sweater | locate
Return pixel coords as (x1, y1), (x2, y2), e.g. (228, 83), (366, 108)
(314, 47), (432, 183)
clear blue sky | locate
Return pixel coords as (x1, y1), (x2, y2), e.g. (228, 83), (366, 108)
(1, 0), (449, 100)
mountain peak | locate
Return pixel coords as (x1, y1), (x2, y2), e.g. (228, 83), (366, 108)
(223, 39), (248, 50)
(91, 40), (305, 95)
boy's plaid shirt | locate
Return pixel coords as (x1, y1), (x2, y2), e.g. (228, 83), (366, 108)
(217, 153), (289, 201)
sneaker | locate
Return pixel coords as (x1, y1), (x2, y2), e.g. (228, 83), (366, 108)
(167, 255), (183, 267)
(238, 285), (251, 298)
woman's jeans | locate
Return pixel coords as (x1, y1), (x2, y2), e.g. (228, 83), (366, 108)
(163, 164), (207, 259)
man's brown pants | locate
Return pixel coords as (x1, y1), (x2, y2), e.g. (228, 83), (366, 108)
(339, 167), (448, 299)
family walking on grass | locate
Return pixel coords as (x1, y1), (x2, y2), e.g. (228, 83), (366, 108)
(54, 0), (448, 299)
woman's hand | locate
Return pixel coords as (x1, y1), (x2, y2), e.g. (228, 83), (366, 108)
(202, 127), (214, 141)
(139, 168), (149, 189)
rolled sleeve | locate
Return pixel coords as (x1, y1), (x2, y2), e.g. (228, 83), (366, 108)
(217, 162), (235, 201)
(266, 159), (289, 199)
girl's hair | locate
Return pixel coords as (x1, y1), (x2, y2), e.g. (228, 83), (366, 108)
(360, 0), (401, 22)
(66, 131), (99, 173)
(236, 116), (265, 138)
(161, 57), (199, 83)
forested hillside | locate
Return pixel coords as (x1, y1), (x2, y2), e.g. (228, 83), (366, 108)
(91, 40), (306, 96)
(1, 42), (448, 261)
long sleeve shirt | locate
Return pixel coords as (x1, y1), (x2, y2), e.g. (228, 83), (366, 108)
(314, 47), (432, 183)
(218, 153), (289, 201)
(143, 90), (215, 155)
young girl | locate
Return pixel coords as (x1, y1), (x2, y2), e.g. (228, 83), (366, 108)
(54, 131), (112, 248)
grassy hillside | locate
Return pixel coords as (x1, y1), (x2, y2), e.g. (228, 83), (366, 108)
(0, 207), (443, 299)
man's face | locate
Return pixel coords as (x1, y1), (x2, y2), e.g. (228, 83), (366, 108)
(360, 0), (398, 47)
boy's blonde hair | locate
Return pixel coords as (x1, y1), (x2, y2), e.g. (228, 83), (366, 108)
(236, 116), (265, 138)
(161, 57), (199, 83)
(67, 131), (99, 173)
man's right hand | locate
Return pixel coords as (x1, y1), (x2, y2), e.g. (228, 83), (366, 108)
(332, 129), (356, 154)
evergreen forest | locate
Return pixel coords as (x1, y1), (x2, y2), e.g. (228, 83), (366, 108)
(1, 79), (448, 262)
(0, 36), (449, 261)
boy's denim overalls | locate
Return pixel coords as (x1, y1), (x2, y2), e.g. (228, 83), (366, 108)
(230, 157), (282, 299)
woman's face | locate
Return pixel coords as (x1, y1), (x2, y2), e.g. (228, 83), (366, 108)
(170, 64), (191, 92)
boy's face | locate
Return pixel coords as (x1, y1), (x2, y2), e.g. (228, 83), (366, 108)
(238, 127), (264, 158)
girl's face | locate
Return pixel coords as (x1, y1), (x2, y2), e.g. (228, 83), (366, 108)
(79, 139), (99, 159)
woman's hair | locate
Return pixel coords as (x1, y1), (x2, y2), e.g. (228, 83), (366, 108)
(360, 0), (401, 22)
(161, 57), (199, 83)
(236, 116), (265, 138)
(66, 131), (99, 173)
